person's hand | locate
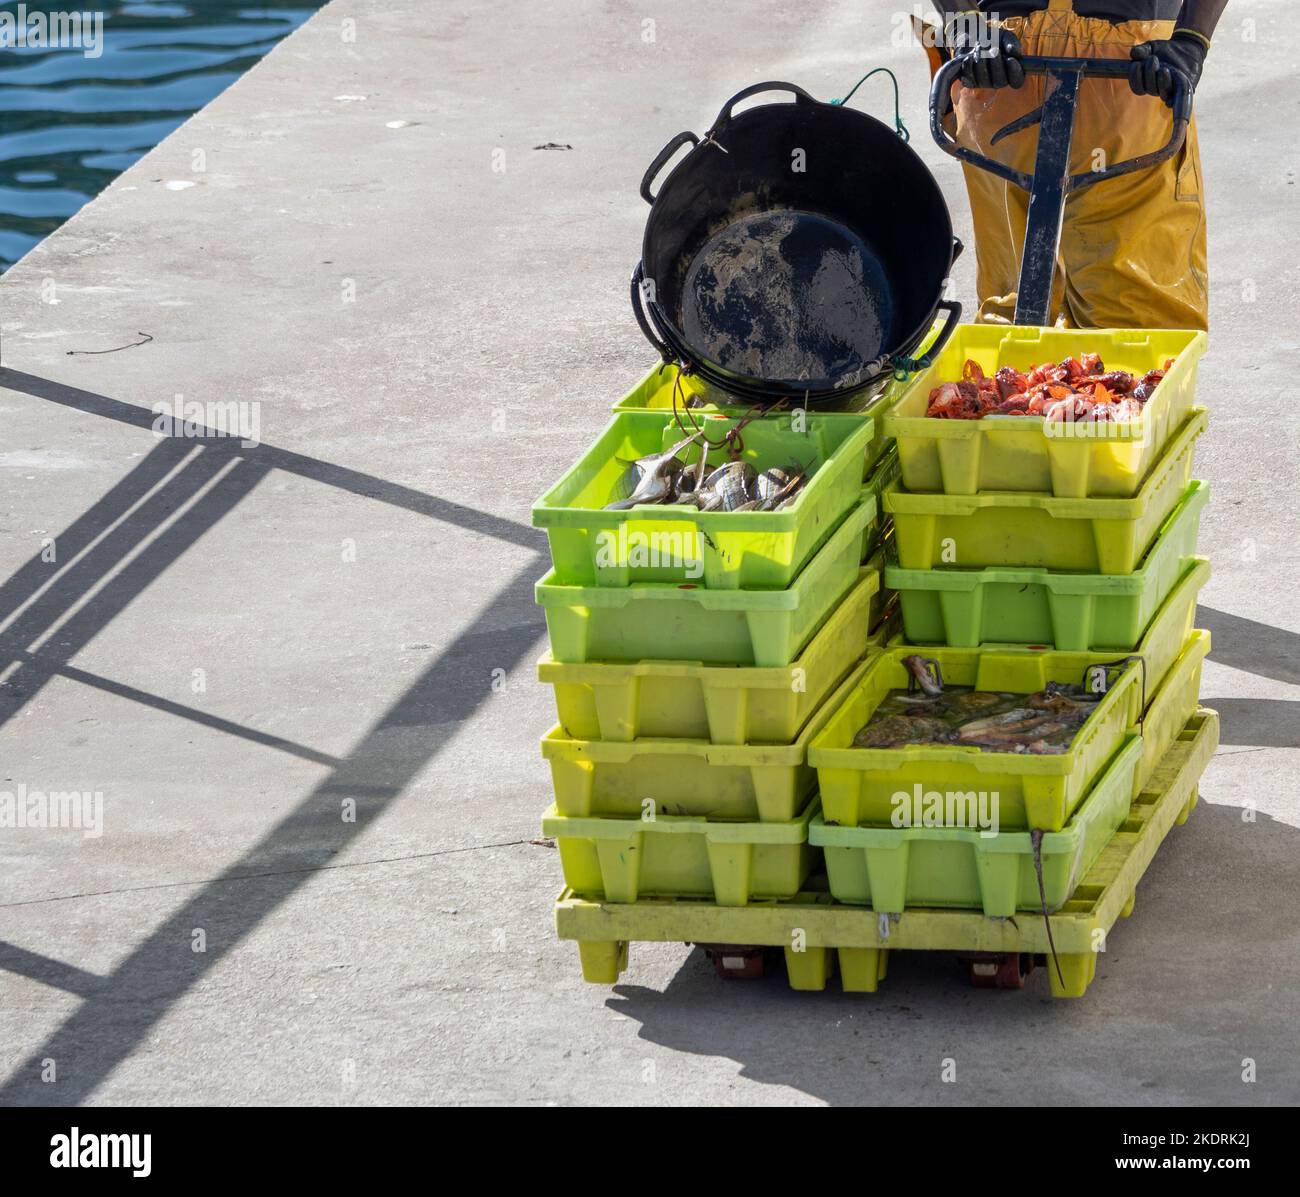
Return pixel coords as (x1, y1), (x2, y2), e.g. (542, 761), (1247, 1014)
(1129, 31), (1207, 108)
(950, 24), (1025, 90)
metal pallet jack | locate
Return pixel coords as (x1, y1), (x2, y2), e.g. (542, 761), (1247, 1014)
(554, 51), (1213, 998)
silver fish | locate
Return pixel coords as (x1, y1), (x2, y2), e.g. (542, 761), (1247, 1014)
(697, 460), (757, 512)
(605, 433), (702, 510)
(755, 463), (808, 511)
(956, 708), (1047, 738)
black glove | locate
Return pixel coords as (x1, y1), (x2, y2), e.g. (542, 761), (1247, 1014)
(1129, 31), (1207, 108)
(950, 24), (1025, 91)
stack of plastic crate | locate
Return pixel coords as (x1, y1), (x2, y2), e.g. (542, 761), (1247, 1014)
(795, 325), (1216, 994)
(531, 369), (899, 982)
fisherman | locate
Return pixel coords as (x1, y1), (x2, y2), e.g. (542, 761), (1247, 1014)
(921, 1), (1228, 330)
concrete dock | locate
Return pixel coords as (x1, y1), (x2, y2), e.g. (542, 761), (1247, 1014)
(1, 0), (1297, 1105)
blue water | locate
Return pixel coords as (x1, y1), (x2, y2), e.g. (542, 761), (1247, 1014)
(0, 1), (322, 270)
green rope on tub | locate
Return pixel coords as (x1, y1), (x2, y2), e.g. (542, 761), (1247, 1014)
(830, 67), (910, 143)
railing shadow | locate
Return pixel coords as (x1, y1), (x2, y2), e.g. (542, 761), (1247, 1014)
(0, 370), (547, 1104)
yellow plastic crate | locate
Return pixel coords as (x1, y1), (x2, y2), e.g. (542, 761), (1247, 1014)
(1130, 629), (1209, 796)
(1008, 629), (1209, 800)
(884, 408), (1205, 573)
(810, 734), (1143, 916)
(808, 646), (1144, 831)
(541, 661), (868, 823)
(541, 799), (819, 906)
(554, 710), (1218, 998)
(537, 567), (880, 744)
(882, 325), (1206, 497)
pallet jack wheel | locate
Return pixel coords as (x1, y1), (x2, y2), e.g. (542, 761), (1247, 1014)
(963, 952), (1034, 989)
(702, 944), (767, 980)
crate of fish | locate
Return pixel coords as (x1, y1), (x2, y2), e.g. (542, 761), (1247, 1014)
(541, 798), (820, 906)
(541, 662), (867, 823)
(884, 408), (1205, 573)
(808, 647), (1144, 831)
(890, 555), (1209, 718)
(532, 409), (880, 589)
(537, 567), (880, 744)
(886, 481), (1209, 650)
(809, 733), (1142, 917)
(535, 492), (877, 667)
(882, 325), (1206, 498)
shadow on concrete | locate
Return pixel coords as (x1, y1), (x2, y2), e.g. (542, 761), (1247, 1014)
(0, 942), (103, 999)
(1, 444), (270, 729)
(2, 367), (1290, 1102)
(0, 368), (544, 550)
(1198, 697), (1300, 749)
(1, 562), (545, 1104)
(602, 802), (1300, 1105)
(0, 371), (548, 1103)
(1201, 605), (1300, 688)
(1200, 605), (1300, 748)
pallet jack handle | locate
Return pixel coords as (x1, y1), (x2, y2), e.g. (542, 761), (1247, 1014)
(929, 54), (1193, 326)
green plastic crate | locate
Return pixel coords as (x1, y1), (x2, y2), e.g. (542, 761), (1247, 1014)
(884, 408), (1206, 573)
(890, 556), (1209, 711)
(533, 409), (880, 589)
(610, 365), (892, 468)
(535, 494), (877, 666)
(809, 647), (1144, 831)
(887, 482), (1209, 649)
(882, 325), (1206, 497)
(810, 734), (1142, 916)
(542, 662), (868, 823)
(537, 567), (880, 744)
(541, 798), (820, 906)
